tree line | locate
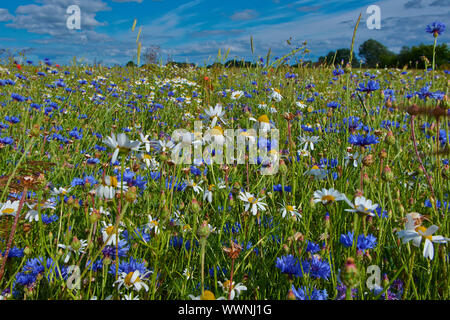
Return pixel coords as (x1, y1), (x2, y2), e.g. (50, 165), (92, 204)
(318, 39), (449, 69)
(125, 38), (449, 69)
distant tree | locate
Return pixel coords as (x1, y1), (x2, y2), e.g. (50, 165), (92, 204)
(207, 62), (223, 69)
(396, 43), (449, 69)
(126, 60), (136, 67)
(224, 59), (257, 68)
(359, 39), (396, 68)
(166, 61), (196, 68)
(318, 48), (358, 67)
(143, 45), (161, 65)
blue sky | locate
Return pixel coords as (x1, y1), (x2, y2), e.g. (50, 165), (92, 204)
(0, 0), (449, 66)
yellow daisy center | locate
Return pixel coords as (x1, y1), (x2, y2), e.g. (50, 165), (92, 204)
(248, 197), (257, 204)
(222, 280), (234, 290)
(322, 195), (335, 202)
(211, 126), (224, 136)
(311, 165), (319, 170)
(415, 226), (432, 241)
(286, 205), (294, 212)
(124, 272), (140, 286)
(258, 114), (270, 123)
(2, 208), (15, 214)
(274, 89), (280, 93)
(105, 226), (115, 236)
(201, 290), (216, 300)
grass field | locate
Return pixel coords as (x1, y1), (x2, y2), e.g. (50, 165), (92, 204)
(0, 45), (448, 300)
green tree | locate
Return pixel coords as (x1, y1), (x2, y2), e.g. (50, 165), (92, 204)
(396, 43), (450, 69)
(125, 60), (136, 67)
(318, 48), (358, 67)
(359, 39), (396, 68)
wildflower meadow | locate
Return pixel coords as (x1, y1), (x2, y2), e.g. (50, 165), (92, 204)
(0, 16), (449, 302)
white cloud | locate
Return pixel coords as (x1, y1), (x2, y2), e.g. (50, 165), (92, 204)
(0, 8), (13, 22)
(230, 9), (259, 21)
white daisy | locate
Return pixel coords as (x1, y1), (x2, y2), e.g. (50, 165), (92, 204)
(280, 202), (302, 219)
(238, 191), (267, 216)
(313, 188), (346, 205)
(268, 88), (283, 102)
(187, 180), (204, 194)
(218, 280), (247, 300)
(57, 238), (88, 263)
(397, 218), (449, 260)
(344, 152), (362, 168)
(0, 200), (20, 217)
(101, 221), (123, 246)
(298, 135), (320, 151)
(114, 270), (151, 292)
(188, 290), (226, 300)
(102, 132), (141, 163)
(204, 103), (226, 127)
(231, 90), (244, 100)
(344, 196), (378, 216)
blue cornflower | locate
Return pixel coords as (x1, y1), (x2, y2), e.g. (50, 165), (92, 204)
(102, 240), (129, 258)
(86, 259), (103, 272)
(273, 184), (292, 192)
(348, 134), (379, 146)
(122, 227), (151, 243)
(275, 254), (302, 278)
(71, 177), (85, 187)
(109, 257), (149, 277)
(356, 234), (377, 253)
(0, 137), (13, 145)
(291, 285), (328, 300)
(333, 68), (344, 76)
(41, 214), (59, 224)
(2, 246), (24, 258)
(340, 232), (354, 247)
(301, 256), (331, 280)
(69, 127), (83, 140)
(327, 101), (340, 109)
(356, 80), (380, 94)
(416, 86), (445, 101)
(305, 241), (320, 254)
(11, 93), (26, 102)
(5, 116), (20, 124)
(209, 266), (227, 278)
(170, 236), (197, 251)
(343, 116), (363, 132)
(426, 21), (446, 36)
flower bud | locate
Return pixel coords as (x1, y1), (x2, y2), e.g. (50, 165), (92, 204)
(30, 124), (41, 137)
(71, 236), (81, 251)
(381, 165), (394, 182)
(103, 256), (112, 265)
(124, 186), (138, 203)
(341, 257), (359, 288)
(191, 198), (201, 213)
(385, 131), (395, 145)
(287, 288), (297, 300)
(197, 220), (211, 239)
(279, 160), (288, 175)
(24, 246), (32, 256)
(362, 154), (374, 167)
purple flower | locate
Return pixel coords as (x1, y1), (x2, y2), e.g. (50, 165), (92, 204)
(426, 21), (446, 36)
